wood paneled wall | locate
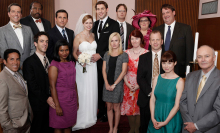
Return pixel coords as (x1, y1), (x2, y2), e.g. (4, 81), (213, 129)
(135, 0), (200, 38)
(0, 0), (55, 27)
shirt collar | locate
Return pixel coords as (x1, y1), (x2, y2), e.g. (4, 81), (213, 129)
(31, 16), (41, 22)
(201, 66), (215, 79)
(165, 20), (176, 28)
(152, 49), (162, 56)
(56, 24), (66, 33)
(100, 16), (108, 24)
(117, 20), (126, 25)
(5, 66), (16, 76)
(9, 21), (21, 30)
(35, 51), (46, 60)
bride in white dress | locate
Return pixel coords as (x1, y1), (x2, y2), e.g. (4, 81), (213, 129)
(72, 14), (98, 131)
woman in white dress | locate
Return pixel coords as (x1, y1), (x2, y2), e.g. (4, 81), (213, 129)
(72, 14), (98, 131)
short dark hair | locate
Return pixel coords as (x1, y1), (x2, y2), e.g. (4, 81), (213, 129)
(56, 9), (68, 18)
(138, 17), (152, 28)
(8, 3), (22, 13)
(161, 50), (177, 63)
(116, 4), (127, 12)
(53, 39), (72, 62)
(30, 1), (43, 10)
(4, 49), (20, 61)
(161, 4), (175, 12)
(128, 29), (145, 49)
(34, 32), (49, 43)
(150, 30), (163, 40)
(95, 1), (108, 10)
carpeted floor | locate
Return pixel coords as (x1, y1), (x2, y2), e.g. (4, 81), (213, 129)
(73, 115), (130, 133)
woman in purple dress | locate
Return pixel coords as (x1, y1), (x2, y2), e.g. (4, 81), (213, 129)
(48, 39), (78, 133)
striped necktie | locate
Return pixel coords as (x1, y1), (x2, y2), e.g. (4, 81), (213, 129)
(120, 23), (124, 50)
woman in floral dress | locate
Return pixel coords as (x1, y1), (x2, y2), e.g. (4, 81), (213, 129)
(121, 29), (148, 133)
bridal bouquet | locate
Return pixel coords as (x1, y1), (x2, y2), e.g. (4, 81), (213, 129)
(78, 52), (91, 73)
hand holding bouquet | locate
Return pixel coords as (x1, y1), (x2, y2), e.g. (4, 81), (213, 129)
(78, 52), (92, 73)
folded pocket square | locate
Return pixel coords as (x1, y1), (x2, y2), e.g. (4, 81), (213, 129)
(103, 31), (109, 33)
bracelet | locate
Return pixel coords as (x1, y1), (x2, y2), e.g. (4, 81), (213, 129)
(113, 84), (116, 86)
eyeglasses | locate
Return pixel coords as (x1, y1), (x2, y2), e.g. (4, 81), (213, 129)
(140, 19), (149, 23)
(117, 10), (126, 13)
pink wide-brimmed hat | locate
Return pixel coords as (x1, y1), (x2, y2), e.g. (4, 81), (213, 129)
(132, 10), (157, 30)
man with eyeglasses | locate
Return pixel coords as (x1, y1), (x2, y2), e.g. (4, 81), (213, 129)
(21, 1), (51, 35)
(116, 4), (134, 51)
(153, 4), (194, 78)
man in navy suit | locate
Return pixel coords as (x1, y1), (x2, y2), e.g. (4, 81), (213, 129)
(47, 9), (74, 60)
(153, 4), (194, 77)
(20, 1), (51, 35)
(92, 1), (120, 122)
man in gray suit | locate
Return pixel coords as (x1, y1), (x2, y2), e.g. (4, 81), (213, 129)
(0, 3), (35, 69)
(116, 4), (134, 50)
(0, 49), (33, 133)
(180, 45), (220, 133)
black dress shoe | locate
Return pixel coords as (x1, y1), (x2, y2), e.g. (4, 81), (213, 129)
(100, 114), (108, 122)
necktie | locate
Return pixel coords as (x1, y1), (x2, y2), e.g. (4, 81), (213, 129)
(196, 75), (207, 102)
(44, 56), (49, 73)
(152, 53), (159, 80)
(35, 19), (42, 23)
(120, 23), (124, 50)
(165, 26), (171, 51)
(98, 21), (103, 33)
(14, 72), (26, 91)
(13, 24), (22, 29)
(62, 29), (67, 40)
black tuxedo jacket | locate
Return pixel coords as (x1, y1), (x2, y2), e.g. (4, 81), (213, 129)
(137, 51), (165, 108)
(20, 15), (51, 35)
(92, 17), (120, 69)
(153, 22), (194, 77)
(46, 26), (75, 60)
(23, 53), (52, 111)
(125, 22), (135, 49)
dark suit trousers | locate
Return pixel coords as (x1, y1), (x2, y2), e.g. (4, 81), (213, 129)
(31, 110), (53, 133)
(140, 104), (151, 133)
(98, 67), (106, 115)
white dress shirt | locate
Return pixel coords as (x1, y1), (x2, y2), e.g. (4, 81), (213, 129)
(151, 49), (162, 87)
(32, 17), (45, 32)
(97, 16), (108, 39)
(56, 25), (69, 42)
(164, 21), (176, 42)
(117, 20), (127, 50)
(9, 21), (24, 49)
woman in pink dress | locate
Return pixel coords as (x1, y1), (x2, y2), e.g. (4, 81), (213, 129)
(49, 39), (78, 133)
(121, 29), (148, 133)
(131, 10), (157, 50)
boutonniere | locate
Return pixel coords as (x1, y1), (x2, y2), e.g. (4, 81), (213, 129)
(104, 23), (109, 29)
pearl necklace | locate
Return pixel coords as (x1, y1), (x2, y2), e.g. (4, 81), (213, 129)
(133, 49), (142, 55)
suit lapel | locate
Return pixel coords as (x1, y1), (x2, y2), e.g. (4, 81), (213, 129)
(33, 53), (47, 75)
(41, 18), (48, 31)
(66, 28), (72, 43)
(169, 22), (180, 50)
(197, 68), (216, 102)
(4, 68), (27, 94)
(93, 21), (99, 42)
(99, 17), (111, 39)
(54, 26), (65, 39)
(148, 52), (152, 77)
(6, 23), (22, 50)
(194, 70), (201, 104)
(21, 25), (27, 52)
(28, 15), (39, 34)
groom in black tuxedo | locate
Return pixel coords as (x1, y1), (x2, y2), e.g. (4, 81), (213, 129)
(92, 1), (120, 122)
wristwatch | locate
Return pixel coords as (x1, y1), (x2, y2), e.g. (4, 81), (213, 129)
(113, 84), (117, 86)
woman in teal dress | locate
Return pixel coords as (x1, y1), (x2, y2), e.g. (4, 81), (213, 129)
(147, 51), (184, 133)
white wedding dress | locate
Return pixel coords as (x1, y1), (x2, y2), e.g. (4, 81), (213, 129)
(72, 41), (98, 131)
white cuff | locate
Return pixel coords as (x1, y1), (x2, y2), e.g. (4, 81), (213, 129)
(194, 123), (199, 130)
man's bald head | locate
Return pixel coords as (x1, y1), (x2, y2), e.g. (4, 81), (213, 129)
(197, 45), (216, 73)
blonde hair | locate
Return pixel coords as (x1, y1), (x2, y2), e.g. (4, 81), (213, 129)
(108, 32), (123, 55)
(82, 15), (93, 24)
